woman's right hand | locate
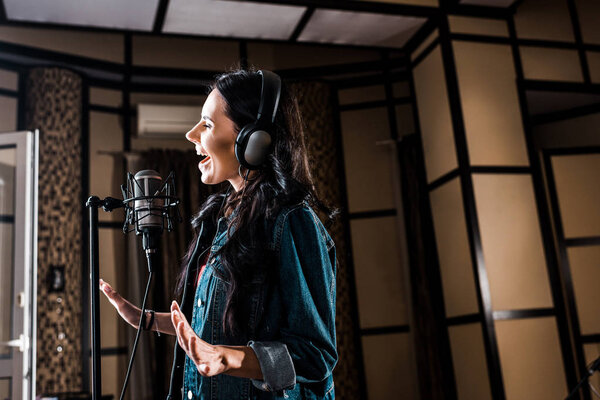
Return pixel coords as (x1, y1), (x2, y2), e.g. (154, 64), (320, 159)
(99, 278), (142, 329)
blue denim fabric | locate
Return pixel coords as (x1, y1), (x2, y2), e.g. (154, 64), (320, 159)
(181, 201), (337, 399)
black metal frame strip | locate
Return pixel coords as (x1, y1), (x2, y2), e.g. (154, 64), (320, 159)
(531, 102), (600, 126)
(348, 209), (397, 220)
(438, 14), (505, 399)
(289, 7), (314, 42)
(508, 14), (581, 395)
(89, 104), (123, 114)
(447, 313), (481, 326)
(0, 87), (17, 97)
(492, 308), (555, 320)
(360, 325), (410, 336)
(582, 335), (600, 344)
(0, 214), (14, 222)
(153, 0), (170, 34)
(566, 0), (591, 84)
(330, 85), (368, 400)
(565, 237), (600, 247)
(411, 37), (440, 69)
(541, 149), (590, 399)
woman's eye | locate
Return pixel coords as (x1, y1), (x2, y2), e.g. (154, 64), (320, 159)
(203, 124), (212, 129)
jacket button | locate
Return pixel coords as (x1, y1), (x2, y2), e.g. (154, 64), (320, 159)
(197, 298), (204, 307)
(187, 390), (193, 399)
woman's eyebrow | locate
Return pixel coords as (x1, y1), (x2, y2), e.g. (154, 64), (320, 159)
(202, 115), (214, 123)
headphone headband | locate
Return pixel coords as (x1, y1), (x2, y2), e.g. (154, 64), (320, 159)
(256, 70), (282, 126)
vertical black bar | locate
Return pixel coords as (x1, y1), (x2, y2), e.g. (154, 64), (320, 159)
(123, 33), (132, 152)
(239, 40), (248, 70)
(437, 15), (506, 400)
(330, 85), (368, 400)
(566, 0), (591, 84)
(88, 202), (102, 400)
(405, 52), (458, 400)
(507, 15), (581, 397)
(81, 77), (91, 392)
(17, 69), (26, 131)
(542, 151), (589, 400)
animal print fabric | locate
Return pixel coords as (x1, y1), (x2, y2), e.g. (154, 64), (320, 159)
(24, 67), (83, 394)
(291, 81), (361, 400)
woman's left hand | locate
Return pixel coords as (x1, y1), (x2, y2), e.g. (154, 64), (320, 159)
(171, 301), (226, 377)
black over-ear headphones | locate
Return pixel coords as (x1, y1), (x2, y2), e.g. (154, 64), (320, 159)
(234, 70), (282, 170)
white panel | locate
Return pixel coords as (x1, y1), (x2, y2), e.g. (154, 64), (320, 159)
(164, 0), (306, 40)
(362, 333), (418, 400)
(298, 9), (426, 48)
(350, 217), (408, 328)
(4, 0), (159, 31)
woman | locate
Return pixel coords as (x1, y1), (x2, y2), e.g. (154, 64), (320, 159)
(100, 68), (338, 399)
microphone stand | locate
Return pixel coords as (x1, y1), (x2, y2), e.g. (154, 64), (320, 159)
(85, 196), (125, 400)
(566, 356), (600, 400)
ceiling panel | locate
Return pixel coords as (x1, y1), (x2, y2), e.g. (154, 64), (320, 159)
(4, 0), (160, 31)
(297, 9), (426, 48)
(527, 90), (600, 115)
(163, 0), (306, 40)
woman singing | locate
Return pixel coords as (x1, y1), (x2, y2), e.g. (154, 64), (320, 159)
(100, 69), (338, 399)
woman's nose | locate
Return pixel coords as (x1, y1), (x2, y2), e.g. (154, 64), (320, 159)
(186, 124), (200, 143)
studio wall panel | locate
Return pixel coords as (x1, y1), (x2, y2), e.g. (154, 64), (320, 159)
(588, 52), (600, 83)
(513, 0), (575, 42)
(413, 46), (458, 183)
(0, 26), (124, 63)
(89, 111), (124, 222)
(472, 174), (553, 311)
(495, 317), (567, 399)
(411, 29), (438, 63)
(0, 96), (17, 133)
(350, 216), (408, 328)
(362, 333), (418, 400)
(395, 103), (415, 136)
(520, 47), (583, 82)
(551, 153), (600, 238)
(132, 36), (239, 70)
(449, 15), (509, 37)
(340, 107), (396, 212)
(393, 81), (410, 98)
(448, 323), (492, 400)
(0, 69), (18, 91)
(584, 343), (600, 391)
(247, 42), (380, 71)
(576, 0), (600, 45)
(430, 178), (479, 317)
(89, 87), (122, 108)
(338, 85), (385, 105)
(453, 41), (529, 167)
(567, 245), (600, 334)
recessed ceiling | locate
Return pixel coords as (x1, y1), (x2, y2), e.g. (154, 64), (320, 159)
(3, 0), (160, 31)
(297, 9), (426, 48)
(163, 0), (307, 40)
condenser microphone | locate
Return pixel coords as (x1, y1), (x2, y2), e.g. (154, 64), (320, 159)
(133, 169), (164, 235)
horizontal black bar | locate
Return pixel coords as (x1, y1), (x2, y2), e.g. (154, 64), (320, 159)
(360, 325), (410, 336)
(493, 308), (555, 320)
(450, 33), (510, 45)
(546, 146), (600, 156)
(470, 166), (531, 174)
(0, 144), (16, 150)
(581, 334), (600, 344)
(98, 221), (124, 229)
(447, 313), (481, 326)
(348, 209), (397, 220)
(521, 79), (600, 94)
(89, 104), (124, 114)
(565, 237), (600, 247)
(0, 87), (17, 97)
(88, 346), (128, 356)
(0, 215), (14, 223)
(339, 96), (411, 112)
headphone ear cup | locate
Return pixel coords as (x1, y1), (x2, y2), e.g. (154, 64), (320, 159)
(235, 122), (272, 169)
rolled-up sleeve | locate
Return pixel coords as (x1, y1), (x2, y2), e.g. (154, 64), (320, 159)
(248, 207), (337, 392)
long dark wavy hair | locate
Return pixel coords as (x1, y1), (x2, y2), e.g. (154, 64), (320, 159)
(177, 68), (338, 339)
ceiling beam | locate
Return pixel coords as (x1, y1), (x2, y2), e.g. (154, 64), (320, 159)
(153, 0), (170, 34)
(288, 6), (314, 42)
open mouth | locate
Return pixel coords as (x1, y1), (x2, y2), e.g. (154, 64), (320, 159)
(200, 155), (211, 164)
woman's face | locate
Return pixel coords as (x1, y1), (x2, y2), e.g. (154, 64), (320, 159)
(186, 89), (244, 190)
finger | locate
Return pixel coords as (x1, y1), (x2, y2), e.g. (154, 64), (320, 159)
(177, 321), (189, 352)
(189, 337), (210, 376)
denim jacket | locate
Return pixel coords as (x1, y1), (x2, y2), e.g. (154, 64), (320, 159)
(167, 200), (337, 400)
